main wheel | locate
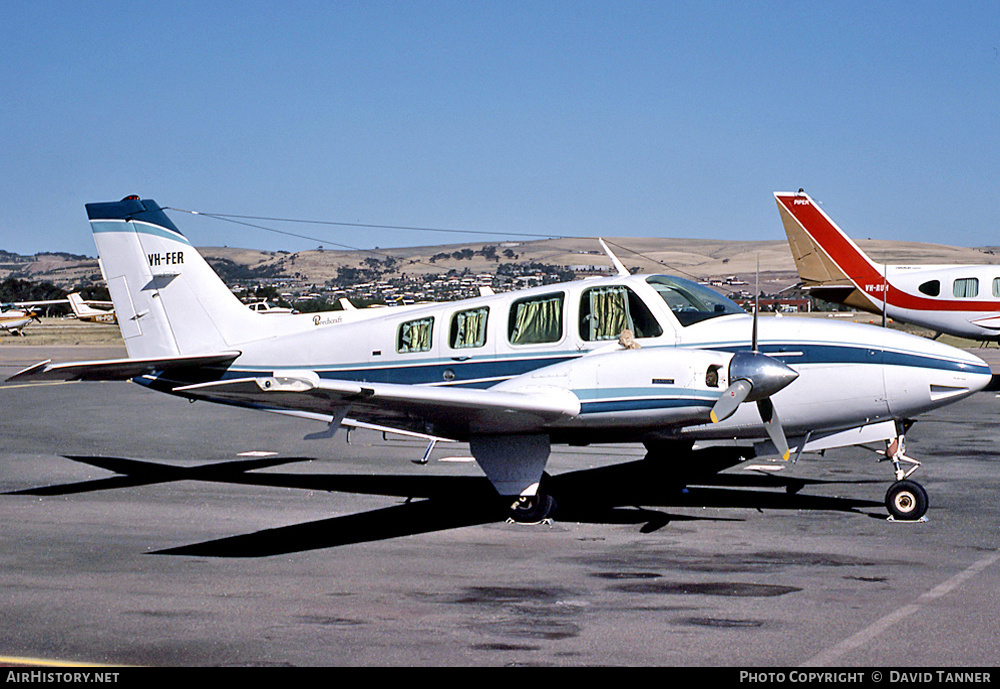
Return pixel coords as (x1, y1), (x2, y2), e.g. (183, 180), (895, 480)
(509, 494), (557, 523)
(885, 480), (928, 521)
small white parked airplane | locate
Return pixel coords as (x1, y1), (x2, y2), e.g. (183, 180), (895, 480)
(0, 305), (39, 335)
(246, 300), (295, 315)
(67, 292), (117, 324)
(1, 298), (68, 335)
(776, 190), (1000, 341)
(8, 196), (994, 522)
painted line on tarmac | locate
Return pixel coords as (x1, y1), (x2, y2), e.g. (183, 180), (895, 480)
(1, 381), (80, 389)
(801, 549), (1000, 667)
(0, 654), (119, 667)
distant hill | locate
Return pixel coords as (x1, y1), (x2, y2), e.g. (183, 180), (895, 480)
(0, 251), (105, 288)
(4, 237), (1000, 293)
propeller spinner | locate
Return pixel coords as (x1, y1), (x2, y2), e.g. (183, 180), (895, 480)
(710, 350), (799, 458)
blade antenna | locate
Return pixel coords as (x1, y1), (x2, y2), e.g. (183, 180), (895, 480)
(882, 265), (888, 328)
(752, 255), (759, 352)
(598, 238), (630, 277)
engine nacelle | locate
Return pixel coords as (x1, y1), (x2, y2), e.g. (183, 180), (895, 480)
(492, 346), (734, 430)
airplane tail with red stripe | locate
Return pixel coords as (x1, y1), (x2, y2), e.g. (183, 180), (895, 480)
(774, 191), (886, 314)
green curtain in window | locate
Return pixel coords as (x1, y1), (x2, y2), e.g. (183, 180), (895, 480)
(452, 308), (488, 348)
(399, 317), (433, 353)
(510, 295), (563, 344)
(586, 286), (632, 341)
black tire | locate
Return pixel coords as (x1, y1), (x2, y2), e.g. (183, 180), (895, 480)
(509, 494), (557, 523)
(885, 480), (928, 521)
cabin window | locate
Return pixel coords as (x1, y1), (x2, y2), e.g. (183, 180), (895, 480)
(579, 285), (663, 341)
(918, 280), (940, 297)
(397, 317), (434, 353)
(508, 293), (564, 345)
(450, 307), (489, 349)
(645, 275), (744, 326)
(953, 278), (979, 298)
(993, 278), (1000, 298)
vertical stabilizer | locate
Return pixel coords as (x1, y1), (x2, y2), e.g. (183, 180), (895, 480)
(774, 192), (885, 312)
(67, 292), (111, 320)
(87, 197), (260, 359)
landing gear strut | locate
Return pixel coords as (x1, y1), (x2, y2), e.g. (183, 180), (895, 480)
(880, 433), (928, 521)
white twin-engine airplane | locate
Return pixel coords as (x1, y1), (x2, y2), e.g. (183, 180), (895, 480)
(8, 196), (994, 522)
(776, 190), (1000, 341)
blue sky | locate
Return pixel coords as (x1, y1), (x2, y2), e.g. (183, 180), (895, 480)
(2, 1), (998, 257)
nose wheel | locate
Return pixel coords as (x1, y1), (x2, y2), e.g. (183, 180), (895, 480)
(885, 479), (928, 521)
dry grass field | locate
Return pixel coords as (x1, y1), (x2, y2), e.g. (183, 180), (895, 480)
(0, 318), (122, 347)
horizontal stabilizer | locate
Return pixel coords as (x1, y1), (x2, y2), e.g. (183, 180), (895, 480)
(7, 352), (241, 382)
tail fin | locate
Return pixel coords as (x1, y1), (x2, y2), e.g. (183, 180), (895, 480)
(67, 293), (117, 323)
(87, 197), (260, 359)
(774, 191), (885, 312)
(68, 293), (100, 318)
(67, 292), (88, 318)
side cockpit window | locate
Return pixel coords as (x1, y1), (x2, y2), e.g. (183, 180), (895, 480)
(579, 285), (663, 341)
(646, 275), (744, 326)
(918, 280), (940, 297)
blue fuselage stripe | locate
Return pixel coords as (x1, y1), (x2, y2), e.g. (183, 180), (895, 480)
(218, 342), (988, 390)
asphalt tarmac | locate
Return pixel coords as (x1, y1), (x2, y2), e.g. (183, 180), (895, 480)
(1, 345), (999, 667)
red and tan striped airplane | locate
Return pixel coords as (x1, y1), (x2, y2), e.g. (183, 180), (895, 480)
(776, 191), (1000, 341)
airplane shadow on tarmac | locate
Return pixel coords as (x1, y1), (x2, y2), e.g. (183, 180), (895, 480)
(5, 453), (884, 557)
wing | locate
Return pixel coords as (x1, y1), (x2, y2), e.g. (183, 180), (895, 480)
(4, 299), (69, 307)
(174, 372), (581, 439)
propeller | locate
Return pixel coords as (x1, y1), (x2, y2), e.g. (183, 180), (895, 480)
(710, 260), (798, 459)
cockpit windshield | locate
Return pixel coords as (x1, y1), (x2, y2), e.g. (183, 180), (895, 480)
(645, 275), (745, 326)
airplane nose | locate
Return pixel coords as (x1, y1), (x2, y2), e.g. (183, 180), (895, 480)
(884, 344), (992, 416)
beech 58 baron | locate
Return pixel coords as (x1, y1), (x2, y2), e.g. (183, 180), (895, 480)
(776, 190), (1000, 341)
(8, 196), (993, 522)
